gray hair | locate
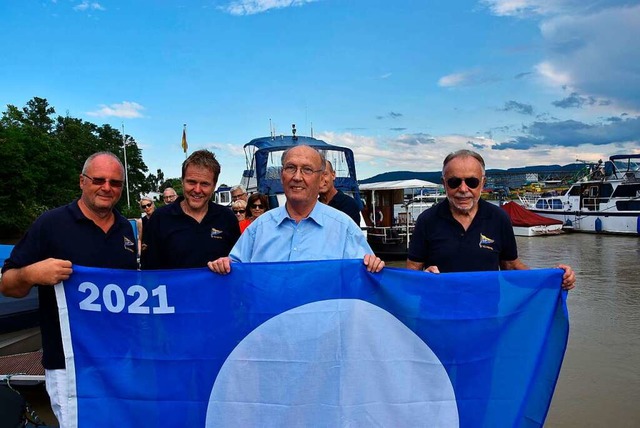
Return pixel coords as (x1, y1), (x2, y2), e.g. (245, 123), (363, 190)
(82, 151), (124, 176)
(163, 187), (177, 196)
(442, 149), (486, 175)
(230, 184), (246, 193)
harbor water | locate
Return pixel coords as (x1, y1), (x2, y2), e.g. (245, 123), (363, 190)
(520, 233), (640, 427)
(393, 232), (640, 427)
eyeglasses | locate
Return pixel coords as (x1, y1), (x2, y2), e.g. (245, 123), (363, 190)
(231, 193), (246, 200)
(163, 195), (177, 201)
(282, 165), (323, 176)
(233, 209), (246, 214)
(250, 204), (264, 210)
(82, 173), (124, 188)
(445, 176), (482, 189)
(141, 203), (153, 209)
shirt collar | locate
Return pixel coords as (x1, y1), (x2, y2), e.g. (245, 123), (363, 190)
(277, 201), (323, 226)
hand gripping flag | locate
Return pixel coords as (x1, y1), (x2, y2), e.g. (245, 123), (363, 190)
(56, 260), (569, 427)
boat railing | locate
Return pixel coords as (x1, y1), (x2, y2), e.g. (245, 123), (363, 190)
(367, 226), (414, 245)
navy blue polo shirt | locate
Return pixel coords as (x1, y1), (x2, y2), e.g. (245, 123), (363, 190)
(408, 199), (518, 272)
(2, 200), (138, 369)
(140, 197), (240, 269)
(328, 190), (362, 225)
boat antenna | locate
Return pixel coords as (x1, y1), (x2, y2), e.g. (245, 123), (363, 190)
(310, 122), (314, 138)
(292, 123), (297, 141)
(269, 118), (274, 139)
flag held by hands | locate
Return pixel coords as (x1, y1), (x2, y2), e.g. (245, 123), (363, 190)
(56, 261), (569, 428)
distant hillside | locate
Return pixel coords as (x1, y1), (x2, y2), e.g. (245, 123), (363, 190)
(359, 163), (587, 185)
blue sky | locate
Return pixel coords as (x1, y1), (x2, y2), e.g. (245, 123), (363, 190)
(2, 0), (639, 187)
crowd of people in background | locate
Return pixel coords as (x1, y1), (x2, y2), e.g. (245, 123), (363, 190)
(0, 146), (575, 426)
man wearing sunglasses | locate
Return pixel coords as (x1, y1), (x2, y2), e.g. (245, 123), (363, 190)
(407, 149), (575, 291)
(208, 145), (384, 274)
(141, 149), (240, 269)
(0, 152), (138, 426)
(137, 196), (155, 254)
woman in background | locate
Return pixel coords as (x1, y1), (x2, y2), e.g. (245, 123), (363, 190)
(240, 193), (269, 233)
(232, 200), (250, 233)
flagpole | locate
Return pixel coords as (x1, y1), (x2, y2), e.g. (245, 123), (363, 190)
(122, 123), (131, 208)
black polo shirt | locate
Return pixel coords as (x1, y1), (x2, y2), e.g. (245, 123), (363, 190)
(408, 198), (518, 272)
(328, 190), (362, 225)
(2, 200), (138, 369)
(140, 197), (240, 269)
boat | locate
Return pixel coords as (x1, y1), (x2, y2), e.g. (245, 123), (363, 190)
(0, 245), (39, 335)
(214, 185), (232, 206)
(520, 154), (640, 235)
(239, 125), (363, 216)
(358, 179), (441, 259)
(501, 201), (563, 237)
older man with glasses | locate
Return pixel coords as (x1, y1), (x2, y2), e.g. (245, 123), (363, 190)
(406, 149), (575, 291)
(162, 187), (178, 204)
(208, 145), (384, 274)
(230, 185), (248, 202)
(0, 151), (138, 426)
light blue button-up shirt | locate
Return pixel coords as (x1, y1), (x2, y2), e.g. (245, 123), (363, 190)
(230, 202), (372, 262)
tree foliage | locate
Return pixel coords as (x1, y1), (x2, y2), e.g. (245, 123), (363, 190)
(0, 97), (150, 237)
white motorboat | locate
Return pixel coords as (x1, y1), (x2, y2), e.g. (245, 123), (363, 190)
(521, 154), (640, 235)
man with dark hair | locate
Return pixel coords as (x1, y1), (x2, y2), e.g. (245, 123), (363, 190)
(0, 151), (138, 426)
(141, 149), (240, 269)
(319, 160), (361, 225)
(407, 149), (575, 290)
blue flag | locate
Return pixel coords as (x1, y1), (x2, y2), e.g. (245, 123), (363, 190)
(56, 260), (568, 427)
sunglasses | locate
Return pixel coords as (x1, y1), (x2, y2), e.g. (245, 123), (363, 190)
(445, 176), (482, 189)
(82, 173), (124, 188)
(250, 204), (264, 209)
(141, 203), (153, 209)
(233, 209), (246, 214)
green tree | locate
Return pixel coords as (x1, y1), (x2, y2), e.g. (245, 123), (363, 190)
(0, 97), (150, 236)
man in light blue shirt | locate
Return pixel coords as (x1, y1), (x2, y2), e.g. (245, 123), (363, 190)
(208, 145), (384, 273)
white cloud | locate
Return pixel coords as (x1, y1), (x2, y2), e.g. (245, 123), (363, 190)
(480, 0), (590, 17)
(535, 61), (572, 87)
(317, 129), (639, 180)
(437, 69), (497, 88)
(537, 4), (640, 110)
(438, 72), (469, 88)
(86, 101), (145, 118)
(483, 1), (640, 110)
(221, 0), (319, 16)
(73, 1), (105, 12)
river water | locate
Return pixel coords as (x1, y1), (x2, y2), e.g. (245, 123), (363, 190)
(393, 233), (640, 427)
